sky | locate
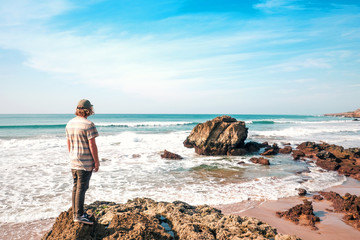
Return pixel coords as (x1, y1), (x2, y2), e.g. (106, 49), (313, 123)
(0, 0), (359, 114)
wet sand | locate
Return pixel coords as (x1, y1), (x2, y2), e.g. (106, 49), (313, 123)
(0, 218), (55, 240)
(2, 179), (360, 240)
(216, 178), (360, 240)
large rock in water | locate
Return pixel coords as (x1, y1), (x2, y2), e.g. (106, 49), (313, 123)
(183, 116), (248, 156)
(43, 198), (299, 240)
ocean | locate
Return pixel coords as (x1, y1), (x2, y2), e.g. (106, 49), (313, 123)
(0, 114), (359, 223)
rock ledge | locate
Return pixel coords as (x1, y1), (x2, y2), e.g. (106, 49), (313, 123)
(43, 198), (299, 240)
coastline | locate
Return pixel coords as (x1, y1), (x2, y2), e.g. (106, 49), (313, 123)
(2, 178), (359, 240)
(215, 178), (360, 240)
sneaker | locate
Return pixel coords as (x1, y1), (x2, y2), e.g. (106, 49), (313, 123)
(74, 214), (94, 225)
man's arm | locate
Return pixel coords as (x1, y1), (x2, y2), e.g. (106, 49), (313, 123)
(67, 138), (70, 152)
(89, 138), (100, 172)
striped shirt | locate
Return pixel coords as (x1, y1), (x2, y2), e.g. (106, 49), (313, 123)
(66, 117), (99, 171)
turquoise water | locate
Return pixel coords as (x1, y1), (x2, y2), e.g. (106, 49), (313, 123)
(0, 114), (340, 137)
(0, 114), (358, 222)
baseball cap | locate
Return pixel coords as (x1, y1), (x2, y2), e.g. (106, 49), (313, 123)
(77, 99), (93, 109)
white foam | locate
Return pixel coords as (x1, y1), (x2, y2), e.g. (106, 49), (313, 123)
(95, 121), (195, 127)
(0, 129), (349, 223)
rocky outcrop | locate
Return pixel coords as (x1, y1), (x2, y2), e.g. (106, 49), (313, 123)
(250, 157), (270, 165)
(276, 200), (320, 230)
(319, 191), (360, 230)
(294, 142), (360, 180)
(324, 108), (360, 118)
(161, 150), (183, 160)
(183, 116), (248, 156)
(291, 150), (305, 160)
(261, 144), (280, 156)
(279, 146), (293, 154)
(43, 198), (299, 240)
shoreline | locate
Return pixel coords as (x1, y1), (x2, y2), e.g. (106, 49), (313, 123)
(215, 178), (360, 240)
(1, 178), (359, 240)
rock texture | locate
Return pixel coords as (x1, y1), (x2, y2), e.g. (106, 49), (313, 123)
(279, 146), (292, 154)
(43, 198), (299, 240)
(297, 188), (307, 196)
(250, 157), (270, 165)
(294, 142), (360, 180)
(261, 144), (280, 156)
(161, 150), (183, 160)
(319, 191), (360, 230)
(183, 116), (248, 156)
(276, 200), (320, 230)
(324, 108), (360, 118)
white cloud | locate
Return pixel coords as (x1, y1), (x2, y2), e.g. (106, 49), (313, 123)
(0, 0), (75, 26)
(254, 0), (302, 12)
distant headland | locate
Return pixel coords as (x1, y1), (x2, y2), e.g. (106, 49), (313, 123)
(324, 108), (360, 118)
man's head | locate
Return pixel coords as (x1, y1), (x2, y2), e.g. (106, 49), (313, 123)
(75, 99), (94, 117)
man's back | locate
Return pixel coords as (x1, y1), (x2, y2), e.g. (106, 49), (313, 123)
(66, 116), (98, 171)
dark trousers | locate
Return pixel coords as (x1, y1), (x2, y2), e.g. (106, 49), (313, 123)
(72, 169), (92, 218)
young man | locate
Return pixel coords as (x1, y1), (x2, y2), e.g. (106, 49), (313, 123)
(66, 99), (100, 225)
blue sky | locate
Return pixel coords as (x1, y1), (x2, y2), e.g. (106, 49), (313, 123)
(0, 0), (359, 114)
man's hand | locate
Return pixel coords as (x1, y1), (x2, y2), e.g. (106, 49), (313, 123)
(89, 138), (99, 172)
(93, 161), (100, 172)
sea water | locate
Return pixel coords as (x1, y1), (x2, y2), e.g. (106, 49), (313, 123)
(0, 114), (359, 222)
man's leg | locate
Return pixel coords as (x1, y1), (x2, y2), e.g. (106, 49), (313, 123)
(74, 170), (92, 218)
(71, 169), (78, 219)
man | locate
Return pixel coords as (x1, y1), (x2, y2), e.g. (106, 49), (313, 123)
(66, 99), (100, 225)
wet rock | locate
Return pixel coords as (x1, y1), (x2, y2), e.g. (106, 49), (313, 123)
(312, 195), (323, 201)
(250, 157), (270, 165)
(237, 161), (245, 164)
(292, 150), (305, 160)
(296, 142), (360, 180)
(244, 141), (261, 153)
(227, 148), (247, 156)
(43, 198), (299, 240)
(297, 188), (307, 196)
(161, 150), (183, 160)
(183, 116), (248, 156)
(276, 199), (320, 230)
(279, 146), (293, 154)
(261, 144), (280, 156)
(319, 191), (360, 230)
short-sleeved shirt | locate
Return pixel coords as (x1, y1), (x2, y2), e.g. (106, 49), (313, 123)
(66, 117), (99, 171)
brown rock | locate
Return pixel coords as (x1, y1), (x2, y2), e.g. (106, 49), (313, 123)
(295, 142), (360, 180)
(312, 195), (323, 201)
(319, 191), (360, 230)
(261, 144), (280, 156)
(161, 150), (183, 160)
(324, 108), (360, 118)
(297, 188), (307, 196)
(184, 116), (248, 156)
(279, 146), (293, 154)
(43, 198), (299, 240)
(244, 141), (261, 153)
(250, 157), (270, 165)
(227, 148), (246, 156)
(276, 199), (320, 230)
(292, 150), (305, 160)
(132, 154), (141, 158)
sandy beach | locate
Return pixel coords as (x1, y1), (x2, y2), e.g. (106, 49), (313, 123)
(216, 178), (360, 240)
(0, 178), (359, 240)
